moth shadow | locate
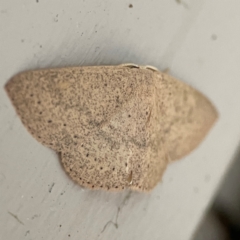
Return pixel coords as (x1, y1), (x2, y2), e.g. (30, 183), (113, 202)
(21, 38), (158, 71)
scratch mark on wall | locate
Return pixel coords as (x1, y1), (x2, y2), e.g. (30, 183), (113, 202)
(101, 191), (132, 233)
(8, 211), (24, 225)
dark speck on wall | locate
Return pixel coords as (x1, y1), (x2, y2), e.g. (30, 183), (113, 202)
(129, 4), (133, 8)
(175, 0), (188, 8)
(211, 34), (217, 40)
(205, 174), (211, 182)
(48, 183), (55, 193)
(193, 187), (199, 193)
(54, 14), (58, 22)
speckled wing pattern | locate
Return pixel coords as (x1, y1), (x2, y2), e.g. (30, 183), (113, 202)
(5, 65), (218, 191)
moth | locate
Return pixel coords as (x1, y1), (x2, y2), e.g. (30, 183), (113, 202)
(5, 64), (218, 191)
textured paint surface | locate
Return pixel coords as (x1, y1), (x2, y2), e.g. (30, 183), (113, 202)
(5, 65), (218, 191)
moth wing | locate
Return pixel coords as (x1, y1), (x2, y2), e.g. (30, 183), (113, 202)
(154, 72), (218, 161)
(61, 76), (161, 191)
(5, 66), (147, 152)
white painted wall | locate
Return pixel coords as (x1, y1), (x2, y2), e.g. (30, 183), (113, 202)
(1, 1), (240, 239)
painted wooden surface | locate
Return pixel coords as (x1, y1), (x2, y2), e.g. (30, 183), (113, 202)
(1, 1), (240, 239)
